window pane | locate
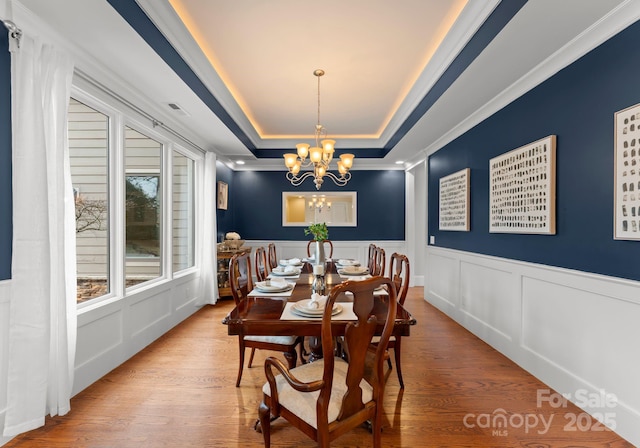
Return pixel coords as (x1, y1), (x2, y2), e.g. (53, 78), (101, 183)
(68, 98), (110, 303)
(172, 152), (195, 272)
(125, 127), (162, 287)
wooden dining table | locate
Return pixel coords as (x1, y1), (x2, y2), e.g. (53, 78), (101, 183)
(221, 260), (416, 361)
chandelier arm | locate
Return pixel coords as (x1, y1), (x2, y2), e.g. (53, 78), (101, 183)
(286, 171), (316, 186)
(323, 171), (351, 187)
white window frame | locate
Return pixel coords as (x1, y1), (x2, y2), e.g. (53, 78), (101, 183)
(71, 85), (203, 310)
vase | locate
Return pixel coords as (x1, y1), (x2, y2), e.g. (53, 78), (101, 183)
(314, 240), (326, 266)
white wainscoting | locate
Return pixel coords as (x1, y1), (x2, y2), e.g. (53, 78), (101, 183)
(425, 246), (640, 446)
(74, 272), (201, 395)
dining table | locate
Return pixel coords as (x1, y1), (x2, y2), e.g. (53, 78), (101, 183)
(221, 258), (416, 362)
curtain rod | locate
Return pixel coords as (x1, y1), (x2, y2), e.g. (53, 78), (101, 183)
(2, 17), (22, 44)
(74, 68), (206, 154)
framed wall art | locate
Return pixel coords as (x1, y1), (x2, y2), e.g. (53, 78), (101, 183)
(217, 181), (228, 210)
(489, 135), (556, 234)
(439, 168), (470, 231)
(614, 102), (640, 240)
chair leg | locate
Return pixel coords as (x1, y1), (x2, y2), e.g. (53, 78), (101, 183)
(248, 348), (256, 368)
(298, 337), (308, 364)
(236, 338), (245, 387)
(283, 345), (298, 369)
(372, 409), (383, 448)
(394, 338), (404, 389)
(258, 401), (272, 447)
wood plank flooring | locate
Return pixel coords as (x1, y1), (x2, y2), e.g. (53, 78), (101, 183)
(4, 288), (633, 447)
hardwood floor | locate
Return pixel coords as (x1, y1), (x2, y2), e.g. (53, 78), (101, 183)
(4, 288), (633, 447)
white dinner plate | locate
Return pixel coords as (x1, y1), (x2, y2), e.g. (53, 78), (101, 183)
(337, 259), (360, 266)
(270, 267), (301, 276)
(254, 281), (293, 293)
(279, 259), (303, 267)
(293, 298), (338, 314)
(338, 267), (370, 275)
(291, 302), (342, 318)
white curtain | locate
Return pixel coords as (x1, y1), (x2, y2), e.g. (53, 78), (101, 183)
(197, 151), (218, 305)
(3, 33), (76, 437)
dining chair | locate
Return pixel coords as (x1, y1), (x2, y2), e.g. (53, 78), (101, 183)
(372, 252), (410, 388)
(254, 246), (269, 282)
(306, 239), (334, 259)
(372, 246), (386, 276)
(229, 252), (302, 387)
(267, 243), (278, 271)
(258, 276), (397, 448)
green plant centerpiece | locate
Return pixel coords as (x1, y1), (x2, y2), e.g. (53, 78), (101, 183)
(304, 222), (328, 241)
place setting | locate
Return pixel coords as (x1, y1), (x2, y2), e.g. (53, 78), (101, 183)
(269, 264), (302, 279)
(248, 278), (295, 297)
(279, 257), (303, 268)
(337, 264), (370, 278)
(281, 293), (357, 321)
(335, 258), (360, 268)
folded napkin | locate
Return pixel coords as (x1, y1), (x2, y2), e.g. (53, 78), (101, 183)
(269, 278), (289, 288)
(338, 259), (359, 266)
(272, 265), (298, 273)
(280, 258), (302, 265)
(341, 265), (368, 274)
(307, 293), (328, 309)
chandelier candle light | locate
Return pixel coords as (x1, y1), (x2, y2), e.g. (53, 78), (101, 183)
(283, 69), (355, 190)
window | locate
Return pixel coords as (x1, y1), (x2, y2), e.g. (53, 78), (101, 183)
(125, 127), (162, 288)
(68, 98), (110, 303)
(68, 93), (200, 305)
(172, 152), (195, 272)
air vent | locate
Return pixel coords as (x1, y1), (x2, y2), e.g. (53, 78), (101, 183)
(164, 102), (190, 117)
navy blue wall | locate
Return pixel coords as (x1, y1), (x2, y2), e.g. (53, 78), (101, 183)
(429, 20), (640, 281)
(216, 170), (405, 241)
(0, 32), (11, 280)
(215, 162), (234, 243)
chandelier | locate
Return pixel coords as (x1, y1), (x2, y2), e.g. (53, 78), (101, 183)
(283, 69), (355, 190)
(309, 196), (331, 213)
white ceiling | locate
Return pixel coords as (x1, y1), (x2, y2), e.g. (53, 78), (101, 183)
(10, 0), (640, 171)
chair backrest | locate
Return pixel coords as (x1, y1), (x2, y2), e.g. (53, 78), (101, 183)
(306, 239), (334, 258)
(388, 252), (410, 305)
(254, 246), (269, 282)
(367, 243), (377, 273)
(229, 251), (253, 306)
(267, 243), (278, 270)
(319, 276), (397, 427)
(372, 246), (385, 276)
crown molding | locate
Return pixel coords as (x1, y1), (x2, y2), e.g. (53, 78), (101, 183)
(422, 0), (640, 159)
(379, 0), (501, 145)
(135, 0), (261, 147)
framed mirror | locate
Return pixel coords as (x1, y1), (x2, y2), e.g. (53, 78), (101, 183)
(282, 191), (357, 227)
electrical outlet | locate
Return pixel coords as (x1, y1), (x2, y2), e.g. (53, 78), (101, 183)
(429, 235), (435, 245)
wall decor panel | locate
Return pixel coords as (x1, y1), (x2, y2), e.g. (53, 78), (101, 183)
(489, 136), (556, 234)
(614, 102), (640, 239)
(439, 168), (470, 231)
